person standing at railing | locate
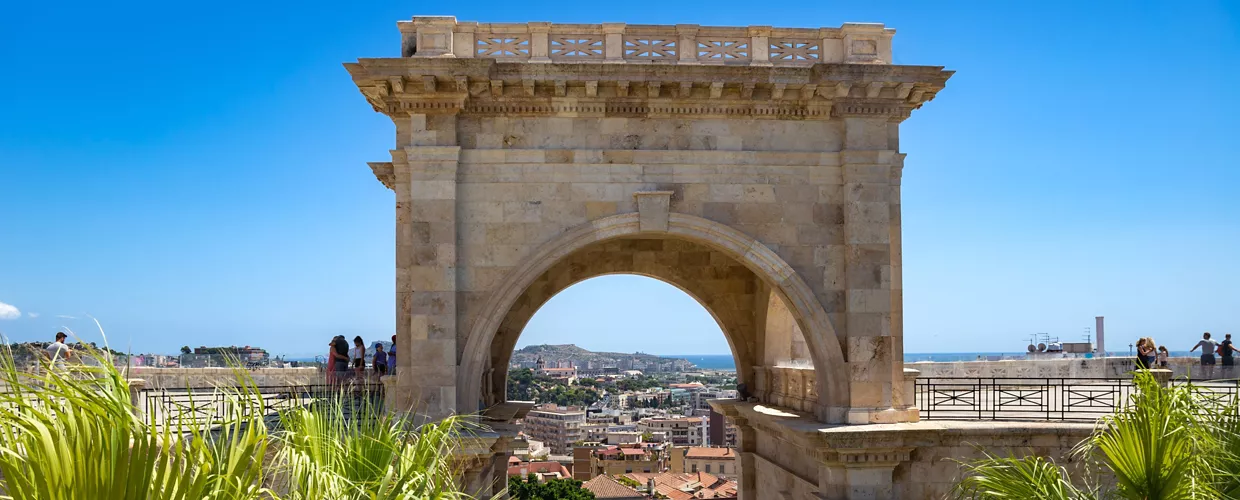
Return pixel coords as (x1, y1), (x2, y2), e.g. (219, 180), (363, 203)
(1190, 332), (1219, 379)
(351, 336), (366, 379)
(1136, 337), (1156, 369)
(44, 331), (71, 370)
(373, 342), (388, 376)
(1157, 346), (1170, 368)
(1220, 334), (1239, 376)
(332, 335), (350, 384)
(389, 334), (396, 376)
(326, 339), (337, 384)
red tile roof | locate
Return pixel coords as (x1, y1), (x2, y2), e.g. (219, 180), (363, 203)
(582, 475), (645, 499)
(655, 484), (694, 500)
(507, 461), (570, 478)
(685, 447), (736, 459)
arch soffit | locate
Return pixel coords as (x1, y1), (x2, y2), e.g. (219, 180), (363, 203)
(490, 261), (758, 388)
(460, 212), (848, 410)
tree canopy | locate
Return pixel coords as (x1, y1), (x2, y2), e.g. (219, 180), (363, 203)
(508, 475), (596, 500)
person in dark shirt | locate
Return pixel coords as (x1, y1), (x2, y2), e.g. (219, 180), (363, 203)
(1221, 334), (1239, 374)
(373, 343), (388, 376)
(332, 335), (350, 382)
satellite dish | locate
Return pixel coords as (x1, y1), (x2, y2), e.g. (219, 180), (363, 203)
(1037, 343), (1047, 352)
(1027, 344), (1037, 353)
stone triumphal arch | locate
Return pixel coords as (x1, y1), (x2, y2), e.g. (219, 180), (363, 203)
(349, 16), (959, 499)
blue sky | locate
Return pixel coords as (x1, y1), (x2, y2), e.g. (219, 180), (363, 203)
(1, 1), (1236, 357)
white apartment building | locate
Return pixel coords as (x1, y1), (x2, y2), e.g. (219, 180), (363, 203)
(524, 405), (587, 455)
(637, 416), (705, 446)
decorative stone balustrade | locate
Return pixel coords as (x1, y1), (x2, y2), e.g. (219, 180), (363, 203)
(754, 365), (819, 413)
(400, 16), (894, 66)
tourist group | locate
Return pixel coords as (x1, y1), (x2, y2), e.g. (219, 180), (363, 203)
(1135, 332), (1240, 378)
(326, 334), (396, 384)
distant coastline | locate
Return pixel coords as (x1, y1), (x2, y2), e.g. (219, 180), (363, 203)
(665, 351), (1190, 369)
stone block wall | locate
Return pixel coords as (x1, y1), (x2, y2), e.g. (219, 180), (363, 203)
(347, 16), (952, 428)
(126, 367), (321, 389)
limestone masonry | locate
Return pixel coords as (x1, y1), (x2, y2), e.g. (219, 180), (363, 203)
(343, 16), (1083, 500)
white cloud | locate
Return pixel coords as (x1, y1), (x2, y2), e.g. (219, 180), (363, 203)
(26, 312), (39, 318)
(0, 302), (19, 320)
(56, 315), (76, 319)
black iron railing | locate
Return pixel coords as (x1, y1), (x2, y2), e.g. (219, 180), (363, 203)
(915, 377), (1240, 422)
(137, 383), (383, 430)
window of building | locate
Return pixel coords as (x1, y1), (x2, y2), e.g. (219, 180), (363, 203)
(705, 464), (711, 473)
(691, 464), (697, 472)
(720, 464), (726, 474)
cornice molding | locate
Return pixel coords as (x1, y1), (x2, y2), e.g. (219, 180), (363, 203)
(347, 58), (949, 121)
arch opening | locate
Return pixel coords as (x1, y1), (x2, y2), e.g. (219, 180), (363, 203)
(459, 212), (851, 424)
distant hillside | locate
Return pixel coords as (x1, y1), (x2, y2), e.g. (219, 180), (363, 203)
(510, 344), (689, 369)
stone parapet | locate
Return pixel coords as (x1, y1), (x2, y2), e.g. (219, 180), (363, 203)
(125, 367), (321, 389)
(909, 356), (1238, 381)
(712, 399), (1095, 500)
(399, 17), (895, 65)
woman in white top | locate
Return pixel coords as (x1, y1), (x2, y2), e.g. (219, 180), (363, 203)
(351, 336), (366, 377)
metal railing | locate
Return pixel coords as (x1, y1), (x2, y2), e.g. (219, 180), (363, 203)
(137, 383), (383, 430)
(915, 377), (1240, 422)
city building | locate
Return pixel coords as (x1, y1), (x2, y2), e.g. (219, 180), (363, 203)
(533, 356), (579, 383)
(638, 417), (705, 446)
(606, 430), (643, 445)
(182, 345), (269, 367)
(583, 423), (610, 443)
(670, 447), (737, 478)
(708, 411), (738, 447)
(506, 457), (572, 481)
(523, 405), (586, 454)
(573, 444), (664, 480)
(691, 389), (737, 413)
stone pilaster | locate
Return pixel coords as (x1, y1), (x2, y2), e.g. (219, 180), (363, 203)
(838, 110), (911, 424)
(394, 142), (461, 420)
(735, 418), (757, 500)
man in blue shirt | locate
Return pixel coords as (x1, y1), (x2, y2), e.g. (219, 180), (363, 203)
(373, 343), (389, 376)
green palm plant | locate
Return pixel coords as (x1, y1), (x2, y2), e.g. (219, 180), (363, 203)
(271, 390), (478, 500)
(0, 324), (484, 500)
(954, 371), (1240, 500)
(0, 334), (272, 500)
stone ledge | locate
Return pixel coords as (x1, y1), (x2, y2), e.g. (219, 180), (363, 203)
(712, 399), (1097, 451)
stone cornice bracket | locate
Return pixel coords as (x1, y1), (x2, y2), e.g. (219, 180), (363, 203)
(832, 447), (914, 468)
(368, 162), (395, 191)
(832, 98), (913, 122)
(634, 191), (674, 232)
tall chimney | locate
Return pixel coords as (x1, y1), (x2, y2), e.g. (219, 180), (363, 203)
(1096, 316), (1106, 357)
